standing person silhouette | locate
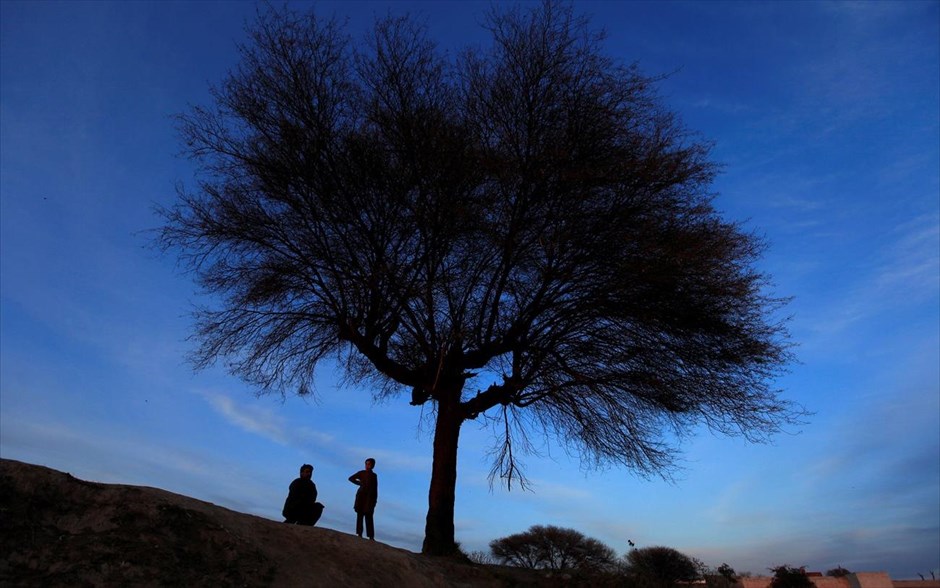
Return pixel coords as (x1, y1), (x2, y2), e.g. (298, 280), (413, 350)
(348, 458), (378, 540)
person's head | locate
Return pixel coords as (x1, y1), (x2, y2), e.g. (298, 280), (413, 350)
(300, 464), (313, 478)
(365, 458), (375, 470)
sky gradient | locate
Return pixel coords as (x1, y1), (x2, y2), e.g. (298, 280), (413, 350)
(1, 0), (938, 579)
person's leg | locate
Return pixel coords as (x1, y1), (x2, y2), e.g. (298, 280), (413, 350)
(365, 512), (374, 540)
(356, 512), (364, 537)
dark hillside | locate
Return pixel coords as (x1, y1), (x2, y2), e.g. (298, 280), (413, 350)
(0, 459), (557, 587)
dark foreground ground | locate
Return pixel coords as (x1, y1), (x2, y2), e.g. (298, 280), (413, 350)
(0, 458), (576, 587)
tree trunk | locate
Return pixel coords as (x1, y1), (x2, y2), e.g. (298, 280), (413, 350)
(422, 393), (464, 555)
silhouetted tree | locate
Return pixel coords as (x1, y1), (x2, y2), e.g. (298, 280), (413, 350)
(825, 567), (850, 578)
(626, 546), (701, 588)
(467, 550), (497, 566)
(718, 563), (738, 581)
(158, 0), (801, 555)
(770, 566), (814, 588)
(489, 525), (617, 571)
(705, 562), (740, 588)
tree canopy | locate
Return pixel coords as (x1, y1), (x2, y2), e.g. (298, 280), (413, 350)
(158, 0), (801, 555)
(770, 566), (816, 588)
(489, 525), (618, 571)
(626, 546), (703, 588)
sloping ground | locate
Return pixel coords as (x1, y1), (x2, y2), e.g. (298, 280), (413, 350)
(0, 459), (556, 587)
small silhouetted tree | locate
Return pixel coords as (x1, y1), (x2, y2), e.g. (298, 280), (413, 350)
(489, 525), (617, 571)
(158, 0), (802, 555)
(468, 550), (497, 566)
(825, 567), (850, 578)
(770, 566), (814, 588)
(718, 563), (738, 581)
(706, 563), (740, 588)
(626, 546), (701, 588)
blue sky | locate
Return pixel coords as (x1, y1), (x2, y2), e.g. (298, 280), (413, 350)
(1, 0), (937, 578)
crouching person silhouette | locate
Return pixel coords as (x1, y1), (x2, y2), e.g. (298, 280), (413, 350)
(282, 464), (324, 526)
(348, 458), (378, 540)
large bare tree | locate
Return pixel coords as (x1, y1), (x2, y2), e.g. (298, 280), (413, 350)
(159, 1), (801, 556)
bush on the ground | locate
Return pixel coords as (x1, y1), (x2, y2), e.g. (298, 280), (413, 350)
(770, 565), (815, 588)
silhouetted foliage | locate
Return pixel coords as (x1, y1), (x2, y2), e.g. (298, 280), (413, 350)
(626, 546), (701, 588)
(467, 550), (497, 566)
(489, 525), (617, 572)
(706, 563), (740, 588)
(770, 566), (814, 588)
(718, 563), (738, 581)
(158, 0), (801, 555)
(826, 567), (851, 578)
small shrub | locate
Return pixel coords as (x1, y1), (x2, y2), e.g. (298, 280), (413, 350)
(770, 565), (814, 588)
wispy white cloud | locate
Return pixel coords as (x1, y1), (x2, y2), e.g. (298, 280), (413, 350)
(198, 389), (429, 472)
(872, 214), (940, 298)
(800, 213), (939, 345)
(798, 2), (937, 118)
(202, 391), (294, 445)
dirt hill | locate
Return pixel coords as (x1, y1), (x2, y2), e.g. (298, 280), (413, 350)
(0, 458), (560, 587)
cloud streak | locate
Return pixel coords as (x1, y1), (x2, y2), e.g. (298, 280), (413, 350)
(199, 389), (430, 472)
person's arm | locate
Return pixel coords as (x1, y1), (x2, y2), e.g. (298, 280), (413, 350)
(348, 471), (361, 485)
